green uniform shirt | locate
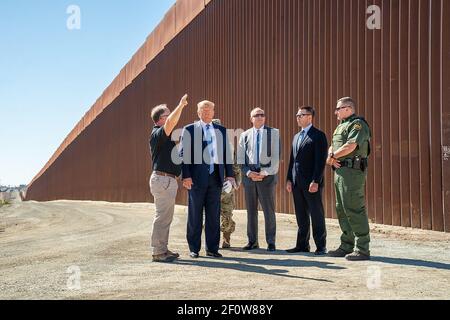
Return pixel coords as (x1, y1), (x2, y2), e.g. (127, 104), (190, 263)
(332, 114), (371, 160)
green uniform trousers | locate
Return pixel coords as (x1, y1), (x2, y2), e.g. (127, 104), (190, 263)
(334, 167), (370, 255)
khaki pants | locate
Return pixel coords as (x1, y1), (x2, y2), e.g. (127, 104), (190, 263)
(149, 173), (178, 255)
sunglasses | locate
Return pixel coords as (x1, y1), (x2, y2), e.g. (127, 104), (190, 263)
(253, 114), (265, 118)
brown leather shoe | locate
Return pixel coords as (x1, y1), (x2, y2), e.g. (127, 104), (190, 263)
(152, 253), (176, 263)
(222, 233), (231, 249)
(167, 250), (180, 258)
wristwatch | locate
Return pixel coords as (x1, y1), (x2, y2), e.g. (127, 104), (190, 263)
(329, 152), (335, 159)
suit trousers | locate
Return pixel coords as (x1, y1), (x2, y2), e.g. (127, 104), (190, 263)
(243, 175), (277, 245)
(187, 171), (222, 253)
(292, 184), (327, 251)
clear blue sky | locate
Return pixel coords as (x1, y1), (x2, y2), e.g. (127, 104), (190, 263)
(0, 0), (175, 186)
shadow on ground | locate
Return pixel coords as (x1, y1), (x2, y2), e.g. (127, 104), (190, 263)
(371, 256), (450, 271)
(226, 248), (450, 271)
(174, 255), (345, 282)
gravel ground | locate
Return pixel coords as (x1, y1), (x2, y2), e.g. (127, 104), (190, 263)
(0, 200), (449, 300)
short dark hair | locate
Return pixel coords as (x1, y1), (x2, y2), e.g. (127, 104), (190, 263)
(299, 105), (316, 117)
(151, 105), (169, 123)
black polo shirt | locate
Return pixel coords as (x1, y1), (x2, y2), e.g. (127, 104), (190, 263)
(149, 126), (181, 177)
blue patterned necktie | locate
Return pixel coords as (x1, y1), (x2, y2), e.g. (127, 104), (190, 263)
(256, 129), (261, 169)
(297, 130), (305, 152)
(206, 124), (215, 174)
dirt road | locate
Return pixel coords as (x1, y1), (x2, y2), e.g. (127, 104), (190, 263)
(1, 200), (449, 300)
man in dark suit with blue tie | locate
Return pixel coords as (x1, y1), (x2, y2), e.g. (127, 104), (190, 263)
(286, 106), (328, 255)
(180, 100), (235, 259)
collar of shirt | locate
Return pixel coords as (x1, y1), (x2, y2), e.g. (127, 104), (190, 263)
(252, 125), (265, 136)
(200, 120), (213, 129)
(200, 120), (216, 140)
(300, 124), (313, 135)
(342, 114), (357, 123)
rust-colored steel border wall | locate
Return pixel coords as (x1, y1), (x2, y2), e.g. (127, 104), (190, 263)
(26, 0), (450, 232)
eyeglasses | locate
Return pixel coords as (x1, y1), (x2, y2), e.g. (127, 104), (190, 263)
(252, 114), (265, 118)
(296, 113), (312, 118)
(335, 106), (348, 111)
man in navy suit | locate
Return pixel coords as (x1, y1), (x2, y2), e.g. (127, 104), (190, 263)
(286, 106), (328, 255)
(180, 100), (235, 258)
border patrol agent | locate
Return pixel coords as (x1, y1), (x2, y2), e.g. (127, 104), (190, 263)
(326, 97), (372, 261)
(212, 119), (242, 249)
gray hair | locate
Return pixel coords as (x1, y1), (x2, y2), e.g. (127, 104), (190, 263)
(250, 107), (264, 117)
(337, 97), (356, 111)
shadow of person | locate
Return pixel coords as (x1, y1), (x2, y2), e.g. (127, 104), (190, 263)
(174, 259), (332, 282)
(226, 248), (290, 255)
(220, 256), (345, 271)
(227, 247), (319, 257)
(370, 256), (450, 271)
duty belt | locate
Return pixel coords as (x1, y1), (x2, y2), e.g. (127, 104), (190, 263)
(337, 157), (368, 172)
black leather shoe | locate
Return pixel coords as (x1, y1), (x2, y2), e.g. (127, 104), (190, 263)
(243, 242), (259, 250)
(286, 247), (310, 253)
(267, 244), (276, 252)
(314, 249), (328, 256)
(189, 252), (199, 259)
(345, 251), (370, 261)
(327, 248), (352, 257)
(206, 251), (223, 258)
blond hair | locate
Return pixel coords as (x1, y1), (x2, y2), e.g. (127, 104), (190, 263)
(197, 100), (215, 111)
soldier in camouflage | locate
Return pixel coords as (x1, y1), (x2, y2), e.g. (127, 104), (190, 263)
(326, 97), (372, 261)
(212, 119), (242, 249)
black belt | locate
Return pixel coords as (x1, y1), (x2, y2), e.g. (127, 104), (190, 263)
(337, 157), (368, 171)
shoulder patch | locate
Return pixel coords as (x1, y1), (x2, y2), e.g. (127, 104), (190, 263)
(353, 123), (362, 131)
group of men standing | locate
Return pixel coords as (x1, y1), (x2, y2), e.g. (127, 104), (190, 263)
(149, 95), (372, 263)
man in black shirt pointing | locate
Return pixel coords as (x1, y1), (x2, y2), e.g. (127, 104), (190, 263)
(149, 94), (188, 263)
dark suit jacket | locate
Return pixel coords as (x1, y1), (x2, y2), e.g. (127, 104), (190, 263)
(287, 126), (328, 189)
(180, 121), (234, 188)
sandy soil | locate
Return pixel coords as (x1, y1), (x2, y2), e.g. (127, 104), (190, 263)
(0, 200), (449, 300)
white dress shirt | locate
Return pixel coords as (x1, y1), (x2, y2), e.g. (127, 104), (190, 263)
(247, 126), (269, 177)
(200, 120), (219, 164)
(301, 123), (313, 135)
(299, 124), (313, 143)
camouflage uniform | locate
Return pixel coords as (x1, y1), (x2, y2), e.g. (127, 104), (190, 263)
(220, 163), (242, 235)
(211, 119), (242, 247)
